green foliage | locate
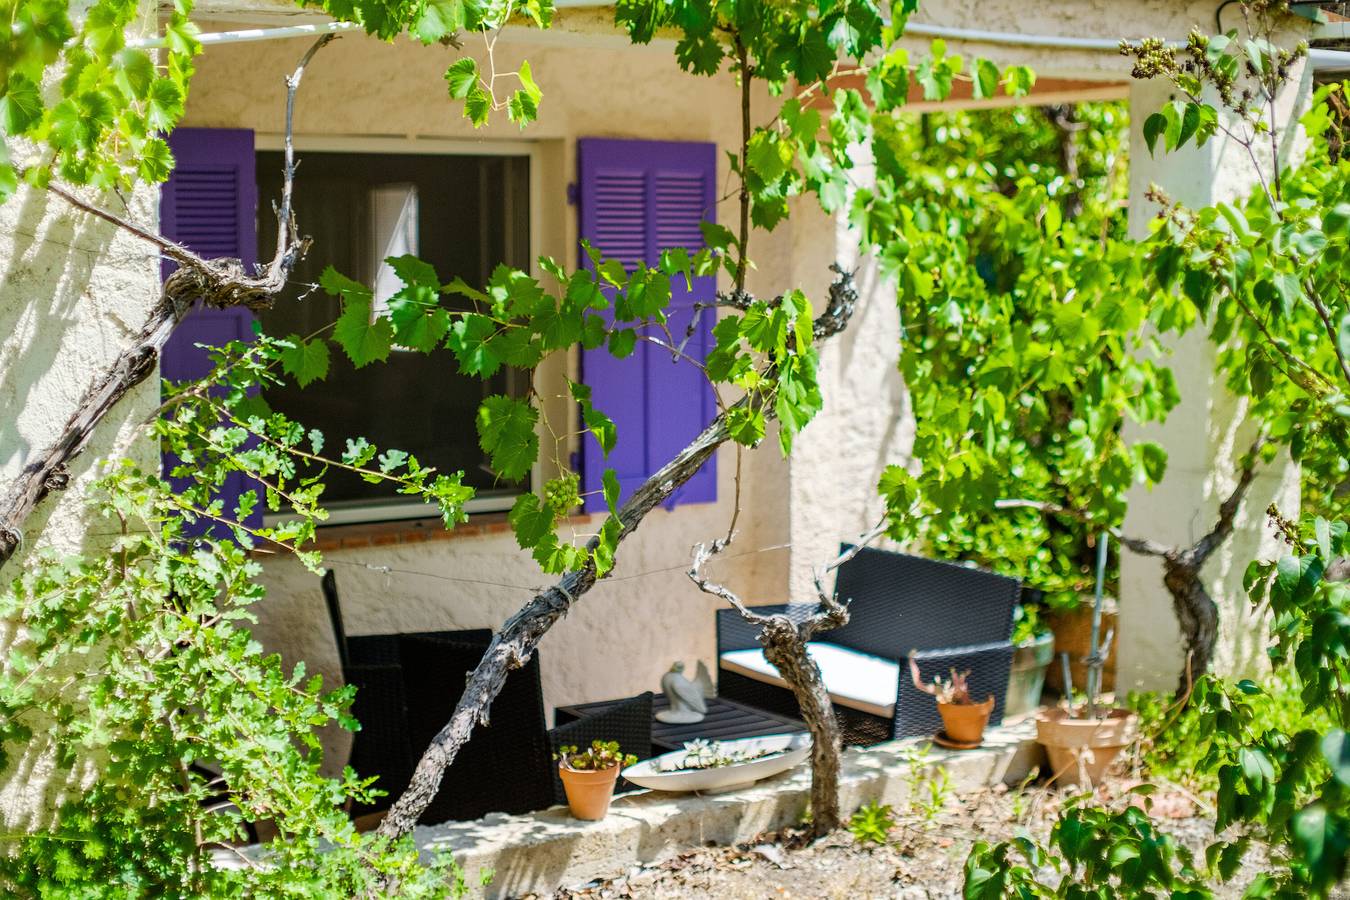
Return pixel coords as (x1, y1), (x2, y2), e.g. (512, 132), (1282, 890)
(966, 8), (1350, 892)
(862, 101), (1179, 605)
(554, 740), (637, 771)
(847, 801), (894, 845)
(1131, 673), (1332, 795)
(1, 0), (552, 200)
(965, 793), (1213, 899)
(901, 745), (951, 825)
(0, 470), (479, 896)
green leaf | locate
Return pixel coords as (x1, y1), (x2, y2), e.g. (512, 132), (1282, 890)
(1143, 112), (1167, 156)
(414, 0), (469, 42)
(727, 406), (766, 446)
(569, 379), (617, 455)
(517, 60), (542, 106)
(608, 328), (637, 359)
(477, 395), (539, 481)
(1, 74), (43, 134)
(1293, 804), (1329, 873)
(675, 32), (724, 75)
(1137, 442), (1168, 483)
(747, 131), (792, 183)
(508, 493), (555, 548)
(1317, 516), (1333, 563)
(445, 57), (478, 99)
(1003, 65), (1035, 97)
(464, 85), (492, 126)
(280, 335), (331, 387)
(1325, 202), (1350, 235)
(973, 58), (999, 100)
(332, 292), (393, 368)
(1296, 229), (1328, 257)
(1323, 731), (1350, 786)
(1238, 747), (1274, 787)
(1177, 102), (1202, 148)
(602, 468), (621, 515)
(445, 314), (501, 377)
(700, 221), (738, 252)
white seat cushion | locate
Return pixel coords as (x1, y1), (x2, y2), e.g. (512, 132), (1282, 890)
(719, 641), (899, 719)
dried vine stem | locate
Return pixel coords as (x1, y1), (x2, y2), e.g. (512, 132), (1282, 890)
(375, 266), (859, 841)
(0, 35), (334, 570)
(687, 520), (886, 834)
(997, 433), (1268, 695)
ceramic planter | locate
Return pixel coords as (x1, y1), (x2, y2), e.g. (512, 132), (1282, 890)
(558, 762), (621, 820)
(1045, 599), (1118, 696)
(937, 695), (994, 745)
(1036, 707), (1138, 788)
(622, 734), (810, 794)
(1005, 632), (1055, 718)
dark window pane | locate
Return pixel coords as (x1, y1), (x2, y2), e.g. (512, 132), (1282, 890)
(256, 151), (531, 513)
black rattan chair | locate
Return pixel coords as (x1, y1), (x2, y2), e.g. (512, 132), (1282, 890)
(323, 571), (653, 824)
(715, 547), (1019, 745)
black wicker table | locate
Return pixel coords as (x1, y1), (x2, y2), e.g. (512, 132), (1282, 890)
(554, 693), (806, 754)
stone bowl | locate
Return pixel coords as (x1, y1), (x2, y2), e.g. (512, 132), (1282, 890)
(621, 733), (811, 794)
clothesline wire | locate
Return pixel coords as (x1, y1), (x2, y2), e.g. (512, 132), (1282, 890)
(322, 539), (798, 595)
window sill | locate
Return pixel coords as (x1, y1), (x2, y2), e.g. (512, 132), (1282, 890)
(292, 512), (594, 554)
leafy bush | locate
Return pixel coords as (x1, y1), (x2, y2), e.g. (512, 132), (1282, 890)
(0, 470), (473, 896)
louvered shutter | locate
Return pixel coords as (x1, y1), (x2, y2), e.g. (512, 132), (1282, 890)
(578, 139), (717, 513)
(160, 128), (260, 533)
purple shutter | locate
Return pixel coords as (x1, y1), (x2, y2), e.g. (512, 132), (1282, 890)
(578, 138), (717, 513)
(160, 128), (260, 533)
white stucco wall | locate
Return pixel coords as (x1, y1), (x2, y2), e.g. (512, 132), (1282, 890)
(0, 95), (162, 836)
(1116, 64), (1309, 693)
(785, 146), (911, 603)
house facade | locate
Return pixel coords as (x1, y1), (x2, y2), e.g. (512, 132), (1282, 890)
(0, 0), (1316, 818)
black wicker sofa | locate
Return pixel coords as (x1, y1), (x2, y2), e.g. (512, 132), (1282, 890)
(715, 547), (1019, 746)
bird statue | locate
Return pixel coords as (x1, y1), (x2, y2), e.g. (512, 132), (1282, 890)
(656, 661), (709, 724)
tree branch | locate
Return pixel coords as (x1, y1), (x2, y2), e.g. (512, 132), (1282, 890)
(0, 36), (332, 571)
(734, 37), (752, 293)
(1188, 433), (1266, 565)
(375, 266), (860, 842)
(992, 498), (1173, 559)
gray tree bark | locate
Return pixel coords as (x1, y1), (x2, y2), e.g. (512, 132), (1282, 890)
(688, 527), (883, 836)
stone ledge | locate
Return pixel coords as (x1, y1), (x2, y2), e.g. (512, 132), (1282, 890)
(415, 719), (1045, 899)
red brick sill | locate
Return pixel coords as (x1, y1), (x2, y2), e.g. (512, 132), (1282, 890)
(297, 512), (595, 553)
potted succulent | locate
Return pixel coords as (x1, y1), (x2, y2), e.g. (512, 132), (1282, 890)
(1006, 599), (1055, 717)
(1036, 534), (1138, 788)
(909, 658), (995, 748)
(554, 739), (638, 821)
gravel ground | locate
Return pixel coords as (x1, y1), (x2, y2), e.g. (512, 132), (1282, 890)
(529, 778), (1283, 899)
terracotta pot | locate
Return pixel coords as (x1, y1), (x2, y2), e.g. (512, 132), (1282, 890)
(558, 762), (621, 820)
(937, 696), (994, 744)
(1036, 707), (1138, 788)
(1044, 600), (1118, 696)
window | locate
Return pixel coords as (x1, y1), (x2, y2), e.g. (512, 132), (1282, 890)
(255, 149), (532, 523)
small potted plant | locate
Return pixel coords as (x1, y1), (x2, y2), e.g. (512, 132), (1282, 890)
(909, 657), (994, 748)
(554, 739), (638, 821)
